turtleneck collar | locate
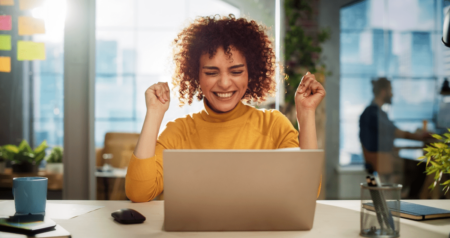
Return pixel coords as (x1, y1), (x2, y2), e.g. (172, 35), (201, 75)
(201, 99), (249, 123)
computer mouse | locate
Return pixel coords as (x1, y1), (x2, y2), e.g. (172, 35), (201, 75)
(111, 208), (146, 224)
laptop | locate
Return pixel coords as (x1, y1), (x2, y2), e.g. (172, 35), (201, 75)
(163, 149), (324, 231)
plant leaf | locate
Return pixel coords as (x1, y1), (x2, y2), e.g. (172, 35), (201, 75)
(430, 161), (441, 168)
(417, 156), (426, 160)
(18, 140), (32, 153)
(34, 152), (46, 164)
(441, 180), (450, 186)
(2, 145), (18, 154)
(434, 143), (448, 149)
(34, 140), (48, 154)
(432, 134), (443, 140)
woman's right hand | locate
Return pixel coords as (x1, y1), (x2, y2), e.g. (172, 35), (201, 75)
(145, 82), (171, 113)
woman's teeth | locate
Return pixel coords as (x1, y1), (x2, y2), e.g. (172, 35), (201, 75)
(216, 92), (233, 98)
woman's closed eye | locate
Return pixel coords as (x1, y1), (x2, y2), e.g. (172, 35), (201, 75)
(205, 72), (218, 76)
(231, 71), (243, 75)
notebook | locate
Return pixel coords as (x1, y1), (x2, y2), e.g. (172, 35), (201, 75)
(0, 224), (71, 238)
(363, 201), (450, 220)
(0, 215), (71, 238)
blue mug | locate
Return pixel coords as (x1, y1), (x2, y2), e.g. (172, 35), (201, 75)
(13, 177), (48, 215)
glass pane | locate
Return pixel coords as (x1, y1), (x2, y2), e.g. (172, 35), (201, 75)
(136, 31), (178, 75)
(95, 76), (134, 119)
(339, 0), (444, 166)
(188, 0), (240, 18)
(390, 79), (436, 120)
(340, 0), (369, 31)
(96, 0), (136, 28)
(0, 0), (66, 199)
(137, 0), (186, 28)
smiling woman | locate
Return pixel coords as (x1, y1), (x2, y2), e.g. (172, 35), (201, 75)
(125, 15), (326, 202)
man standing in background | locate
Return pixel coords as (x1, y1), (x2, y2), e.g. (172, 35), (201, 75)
(359, 77), (427, 198)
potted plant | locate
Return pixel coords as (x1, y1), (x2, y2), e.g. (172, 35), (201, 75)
(1, 140), (48, 173)
(45, 146), (63, 174)
(418, 129), (450, 194)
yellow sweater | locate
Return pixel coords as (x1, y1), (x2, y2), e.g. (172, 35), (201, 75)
(125, 100), (301, 202)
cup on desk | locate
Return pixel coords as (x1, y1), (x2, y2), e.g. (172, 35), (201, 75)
(360, 183), (402, 238)
(13, 177), (48, 215)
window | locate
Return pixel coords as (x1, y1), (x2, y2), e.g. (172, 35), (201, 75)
(339, 0), (447, 165)
(31, 0), (66, 148)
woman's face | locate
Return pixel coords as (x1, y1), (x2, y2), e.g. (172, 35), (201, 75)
(199, 47), (248, 113)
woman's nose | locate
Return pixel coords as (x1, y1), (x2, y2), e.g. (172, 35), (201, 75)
(217, 74), (232, 89)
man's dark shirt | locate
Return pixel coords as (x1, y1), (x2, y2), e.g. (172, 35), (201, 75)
(359, 101), (397, 152)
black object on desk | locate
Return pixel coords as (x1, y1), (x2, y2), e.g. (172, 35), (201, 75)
(111, 209), (146, 224)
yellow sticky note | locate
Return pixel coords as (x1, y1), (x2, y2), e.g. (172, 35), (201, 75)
(0, 56), (11, 72)
(0, 0), (14, 6)
(17, 41), (46, 60)
(18, 16), (45, 35)
(19, 0), (43, 10)
(0, 35), (11, 50)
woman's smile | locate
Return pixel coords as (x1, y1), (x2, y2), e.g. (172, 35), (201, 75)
(214, 91), (236, 99)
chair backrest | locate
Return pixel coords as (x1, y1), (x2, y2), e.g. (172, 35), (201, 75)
(102, 132), (140, 168)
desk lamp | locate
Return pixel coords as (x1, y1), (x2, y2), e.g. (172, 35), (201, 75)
(443, 8), (450, 47)
(442, 9), (450, 96)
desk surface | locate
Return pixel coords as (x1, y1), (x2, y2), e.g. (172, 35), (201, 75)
(1, 200), (449, 238)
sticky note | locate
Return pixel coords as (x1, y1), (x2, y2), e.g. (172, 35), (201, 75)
(17, 41), (46, 60)
(0, 16), (12, 31)
(0, 35), (11, 50)
(0, 0), (14, 6)
(19, 0), (43, 10)
(0, 56), (11, 72)
(18, 16), (45, 35)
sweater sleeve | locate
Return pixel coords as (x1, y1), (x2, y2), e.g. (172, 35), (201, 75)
(125, 118), (187, 202)
(125, 142), (165, 202)
(271, 111), (299, 149)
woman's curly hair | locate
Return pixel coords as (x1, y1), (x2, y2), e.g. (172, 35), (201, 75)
(172, 14), (277, 106)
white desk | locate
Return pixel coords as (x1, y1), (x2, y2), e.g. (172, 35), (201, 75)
(2, 200), (449, 237)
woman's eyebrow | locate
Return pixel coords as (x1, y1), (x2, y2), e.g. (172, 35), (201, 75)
(202, 66), (219, 70)
(229, 64), (244, 70)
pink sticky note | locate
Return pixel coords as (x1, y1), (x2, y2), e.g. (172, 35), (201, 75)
(0, 16), (12, 31)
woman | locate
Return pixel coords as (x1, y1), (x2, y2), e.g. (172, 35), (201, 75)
(125, 15), (326, 202)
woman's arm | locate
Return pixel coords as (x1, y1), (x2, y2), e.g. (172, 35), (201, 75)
(126, 82), (170, 203)
(134, 82), (171, 159)
(297, 110), (317, 149)
(295, 72), (326, 149)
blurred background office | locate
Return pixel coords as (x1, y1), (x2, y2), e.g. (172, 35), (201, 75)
(0, 0), (449, 201)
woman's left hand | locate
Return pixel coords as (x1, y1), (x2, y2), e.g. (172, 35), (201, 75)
(295, 72), (326, 113)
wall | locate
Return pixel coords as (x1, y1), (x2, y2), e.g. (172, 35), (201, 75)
(318, 0), (354, 199)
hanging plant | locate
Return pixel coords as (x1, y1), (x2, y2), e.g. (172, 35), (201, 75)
(283, 0), (330, 127)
